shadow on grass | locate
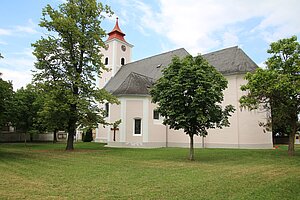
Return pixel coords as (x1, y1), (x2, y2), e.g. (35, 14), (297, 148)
(0, 148), (32, 163)
(0, 143), (299, 166)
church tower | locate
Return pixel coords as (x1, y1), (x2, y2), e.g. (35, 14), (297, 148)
(100, 18), (133, 88)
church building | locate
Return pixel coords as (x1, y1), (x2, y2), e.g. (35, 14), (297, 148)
(95, 18), (273, 149)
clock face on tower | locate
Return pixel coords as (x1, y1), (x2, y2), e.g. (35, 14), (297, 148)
(121, 45), (126, 52)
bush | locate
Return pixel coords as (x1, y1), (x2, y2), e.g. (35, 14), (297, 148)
(83, 129), (93, 142)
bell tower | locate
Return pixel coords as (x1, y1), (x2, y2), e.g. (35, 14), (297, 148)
(100, 18), (133, 88)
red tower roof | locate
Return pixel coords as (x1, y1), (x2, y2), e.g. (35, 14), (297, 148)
(107, 18), (126, 42)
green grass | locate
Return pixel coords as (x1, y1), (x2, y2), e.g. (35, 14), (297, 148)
(0, 143), (299, 200)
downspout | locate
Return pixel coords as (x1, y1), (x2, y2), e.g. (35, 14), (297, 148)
(235, 75), (240, 148)
(165, 124), (168, 147)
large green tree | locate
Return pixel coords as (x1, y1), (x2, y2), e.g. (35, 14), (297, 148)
(240, 36), (300, 156)
(150, 55), (235, 161)
(32, 0), (118, 150)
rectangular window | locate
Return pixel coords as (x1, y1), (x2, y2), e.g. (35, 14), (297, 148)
(105, 103), (109, 117)
(153, 110), (159, 120)
(134, 118), (142, 135)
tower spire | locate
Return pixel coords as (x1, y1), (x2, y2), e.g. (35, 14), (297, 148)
(107, 17), (126, 42)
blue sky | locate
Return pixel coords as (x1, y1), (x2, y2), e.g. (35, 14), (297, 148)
(1, 0), (300, 90)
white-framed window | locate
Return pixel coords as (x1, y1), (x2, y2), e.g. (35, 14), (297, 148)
(153, 109), (164, 125)
(153, 109), (159, 120)
(133, 118), (142, 135)
(105, 57), (109, 65)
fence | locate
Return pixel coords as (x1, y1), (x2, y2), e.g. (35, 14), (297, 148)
(0, 132), (54, 142)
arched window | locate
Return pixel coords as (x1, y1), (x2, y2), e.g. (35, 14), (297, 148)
(105, 57), (108, 65)
(121, 58), (125, 65)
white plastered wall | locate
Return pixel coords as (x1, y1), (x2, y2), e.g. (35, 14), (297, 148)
(103, 74), (273, 149)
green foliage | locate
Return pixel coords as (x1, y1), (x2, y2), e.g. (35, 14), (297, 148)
(150, 55), (235, 160)
(34, 83), (70, 142)
(82, 128), (93, 142)
(10, 84), (45, 139)
(32, 0), (118, 150)
(112, 119), (121, 129)
(0, 75), (14, 128)
(240, 36), (300, 156)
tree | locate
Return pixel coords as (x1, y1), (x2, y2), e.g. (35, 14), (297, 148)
(35, 83), (70, 143)
(150, 55), (235, 161)
(0, 74), (14, 128)
(10, 84), (45, 143)
(32, 0), (118, 150)
(240, 36), (300, 156)
(82, 128), (93, 142)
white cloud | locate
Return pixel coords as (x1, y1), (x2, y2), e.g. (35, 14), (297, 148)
(0, 39), (8, 45)
(0, 28), (12, 36)
(15, 26), (38, 35)
(258, 61), (267, 69)
(0, 68), (32, 90)
(0, 19), (39, 37)
(222, 31), (239, 48)
(128, 0), (300, 54)
(0, 48), (35, 90)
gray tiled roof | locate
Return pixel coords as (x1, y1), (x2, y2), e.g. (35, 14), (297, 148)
(104, 46), (258, 96)
(112, 72), (155, 96)
(202, 46), (258, 75)
(104, 48), (189, 93)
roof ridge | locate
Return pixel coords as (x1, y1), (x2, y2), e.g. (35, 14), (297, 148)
(232, 46), (240, 70)
(125, 48), (189, 67)
(235, 47), (258, 69)
(130, 71), (154, 80)
(202, 46), (238, 56)
(113, 72), (133, 95)
(112, 71), (154, 96)
(110, 48), (188, 82)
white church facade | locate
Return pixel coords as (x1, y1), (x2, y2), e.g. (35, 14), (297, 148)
(95, 18), (273, 149)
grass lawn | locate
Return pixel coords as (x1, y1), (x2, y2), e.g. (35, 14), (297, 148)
(0, 143), (299, 200)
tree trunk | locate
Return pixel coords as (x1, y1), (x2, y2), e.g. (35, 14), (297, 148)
(24, 132), (27, 147)
(53, 129), (58, 143)
(189, 133), (195, 161)
(66, 131), (74, 150)
(288, 121), (296, 156)
(66, 104), (77, 151)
